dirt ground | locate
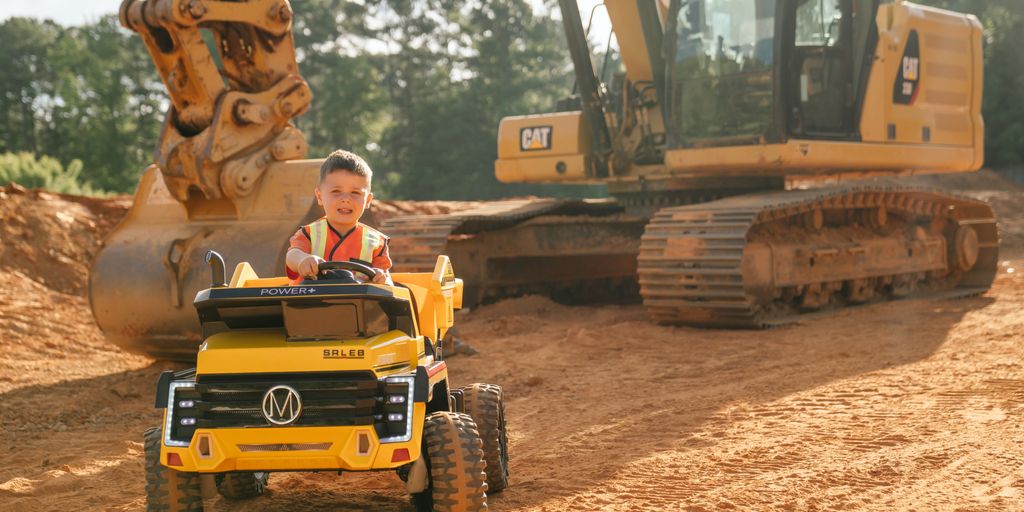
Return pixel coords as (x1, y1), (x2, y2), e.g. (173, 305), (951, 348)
(1, 175), (1023, 511)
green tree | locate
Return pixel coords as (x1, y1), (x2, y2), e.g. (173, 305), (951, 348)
(377, 0), (575, 199)
(47, 15), (163, 191)
(0, 15), (161, 193)
(291, 0), (393, 192)
(0, 18), (61, 155)
(0, 151), (97, 195)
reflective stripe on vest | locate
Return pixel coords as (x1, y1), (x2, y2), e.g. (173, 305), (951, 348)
(359, 225), (383, 262)
(308, 218), (329, 259)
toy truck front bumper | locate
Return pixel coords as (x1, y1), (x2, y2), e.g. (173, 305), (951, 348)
(159, 403), (426, 473)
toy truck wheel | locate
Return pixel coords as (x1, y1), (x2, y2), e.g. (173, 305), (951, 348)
(459, 384), (510, 493)
(143, 426), (204, 512)
(215, 472), (269, 499)
(411, 412), (488, 512)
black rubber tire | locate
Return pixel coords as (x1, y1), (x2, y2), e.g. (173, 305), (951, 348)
(459, 384), (510, 493)
(215, 471), (269, 500)
(411, 412), (488, 511)
(143, 426), (204, 512)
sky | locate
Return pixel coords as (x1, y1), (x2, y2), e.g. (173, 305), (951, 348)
(0, 0), (115, 26)
(0, 0), (612, 36)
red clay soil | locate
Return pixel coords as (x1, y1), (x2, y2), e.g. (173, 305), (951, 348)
(1, 177), (1022, 511)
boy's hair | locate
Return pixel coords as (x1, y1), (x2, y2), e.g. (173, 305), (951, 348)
(320, 149), (372, 185)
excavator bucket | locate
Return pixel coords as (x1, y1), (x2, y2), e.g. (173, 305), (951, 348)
(89, 162), (321, 360)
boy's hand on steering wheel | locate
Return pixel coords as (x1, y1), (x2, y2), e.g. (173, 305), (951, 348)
(298, 255), (326, 278)
(371, 268), (388, 284)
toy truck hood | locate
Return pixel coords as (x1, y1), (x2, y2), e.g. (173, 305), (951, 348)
(196, 329), (424, 376)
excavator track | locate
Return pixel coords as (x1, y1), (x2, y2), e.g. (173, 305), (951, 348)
(384, 198), (645, 305)
(638, 186), (999, 327)
(384, 199), (576, 272)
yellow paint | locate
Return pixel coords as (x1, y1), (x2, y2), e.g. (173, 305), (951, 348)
(861, 1), (982, 156)
(497, 111), (590, 159)
(606, 0), (655, 83)
(156, 256), (464, 474)
(197, 329), (420, 375)
(392, 255), (463, 342)
(161, 404), (427, 473)
(502, 138), (977, 183)
(661, 140), (976, 175)
(228, 262), (259, 288)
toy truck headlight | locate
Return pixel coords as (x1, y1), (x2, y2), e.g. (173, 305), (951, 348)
(376, 375), (415, 443)
(165, 381), (199, 447)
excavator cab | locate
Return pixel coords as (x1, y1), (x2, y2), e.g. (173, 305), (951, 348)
(668, 0), (869, 142)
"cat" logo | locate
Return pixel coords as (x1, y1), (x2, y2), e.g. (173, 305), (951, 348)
(520, 126), (552, 151)
(902, 56), (919, 81)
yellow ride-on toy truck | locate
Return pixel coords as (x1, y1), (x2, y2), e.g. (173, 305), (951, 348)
(143, 253), (509, 511)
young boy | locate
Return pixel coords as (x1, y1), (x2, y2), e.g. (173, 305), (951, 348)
(286, 150), (391, 284)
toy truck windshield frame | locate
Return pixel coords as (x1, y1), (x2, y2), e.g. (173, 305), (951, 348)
(193, 284), (419, 341)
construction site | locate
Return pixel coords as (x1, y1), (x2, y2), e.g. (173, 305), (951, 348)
(1, 170), (1022, 510)
(2, 0), (1024, 510)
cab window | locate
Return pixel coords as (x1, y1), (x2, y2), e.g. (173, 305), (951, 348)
(671, 0), (777, 146)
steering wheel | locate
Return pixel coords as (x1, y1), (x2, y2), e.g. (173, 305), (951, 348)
(316, 260), (376, 281)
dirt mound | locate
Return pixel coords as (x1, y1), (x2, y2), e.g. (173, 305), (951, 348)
(0, 185), (149, 397)
(455, 267), (1024, 511)
(364, 199), (485, 227)
(0, 184), (131, 295)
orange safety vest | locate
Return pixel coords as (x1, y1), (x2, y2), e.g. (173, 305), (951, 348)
(306, 218), (386, 263)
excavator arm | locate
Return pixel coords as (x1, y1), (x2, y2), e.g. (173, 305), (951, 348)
(119, 0), (311, 207)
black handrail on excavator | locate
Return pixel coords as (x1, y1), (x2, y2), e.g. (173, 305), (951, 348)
(557, 0), (614, 178)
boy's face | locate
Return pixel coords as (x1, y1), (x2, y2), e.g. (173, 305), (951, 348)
(315, 170), (373, 229)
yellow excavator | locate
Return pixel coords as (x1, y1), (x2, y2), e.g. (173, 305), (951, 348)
(90, 0), (997, 360)
(383, 0), (998, 326)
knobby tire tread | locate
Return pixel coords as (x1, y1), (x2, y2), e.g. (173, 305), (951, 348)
(459, 384), (509, 493)
(143, 426), (203, 512)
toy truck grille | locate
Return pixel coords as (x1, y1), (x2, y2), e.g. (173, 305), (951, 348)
(165, 371), (413, 445)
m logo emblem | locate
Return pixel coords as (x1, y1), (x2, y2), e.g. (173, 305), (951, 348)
(520, 126), (553, 151)
(261, 385), (302, 425)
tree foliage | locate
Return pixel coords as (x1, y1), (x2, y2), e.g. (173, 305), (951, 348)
(0, 151), (100, 195)
(0, 2), (572, 198)
(0, 16), (163, 193)
(0, 0), (1021, 197)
